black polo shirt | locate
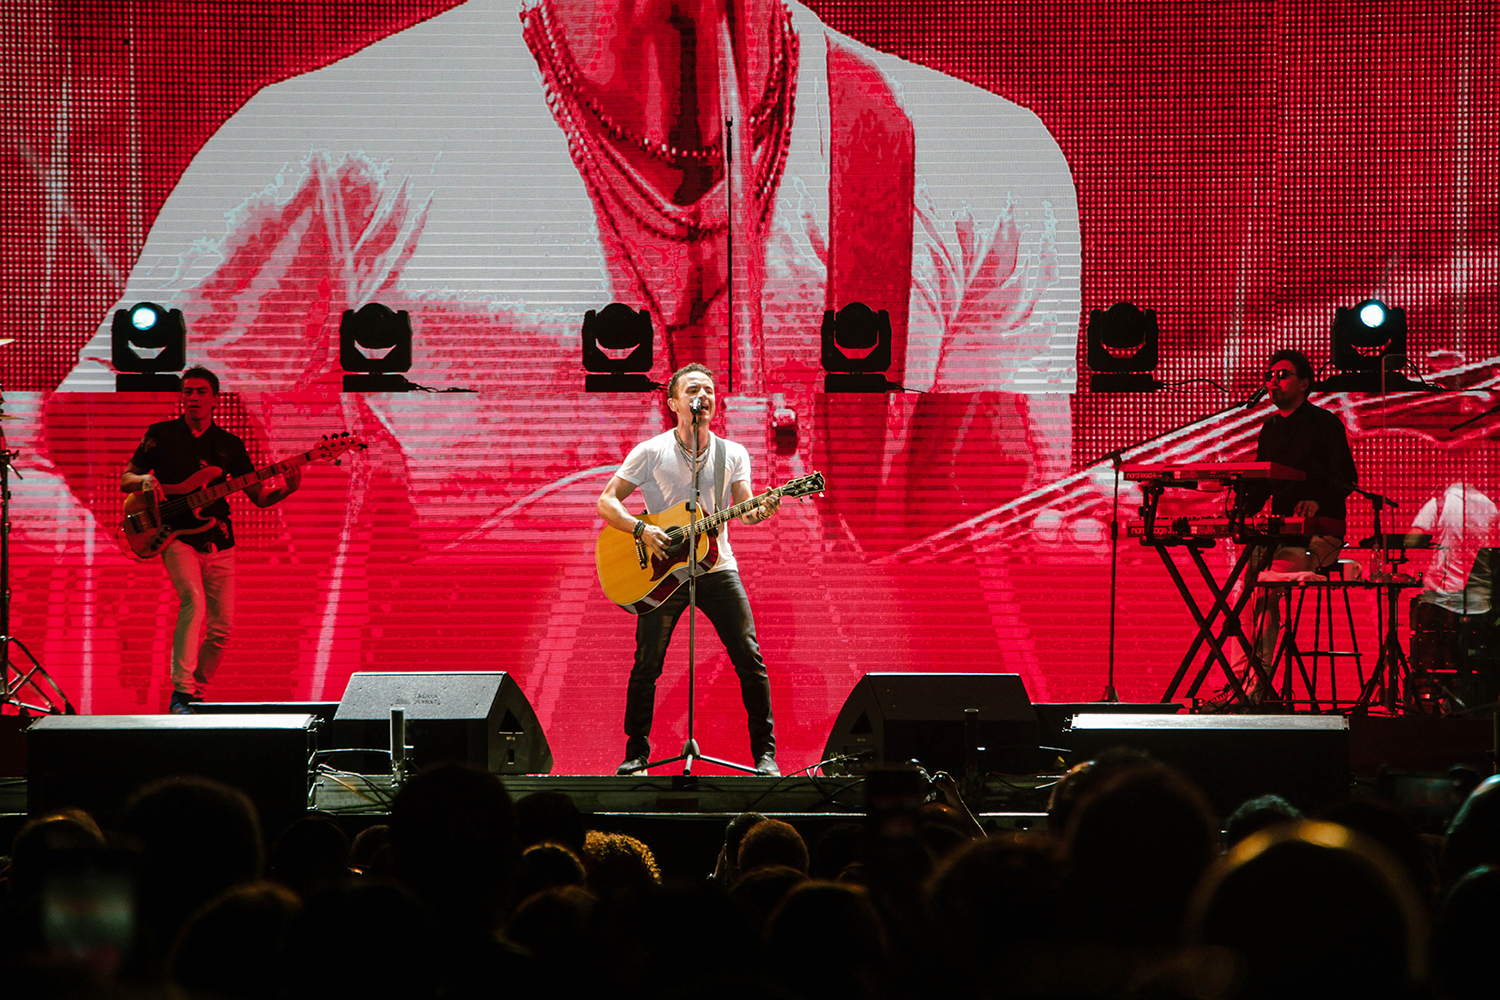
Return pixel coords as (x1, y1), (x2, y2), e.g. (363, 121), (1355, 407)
(130, 417), (255, 551)
(1235, 400), (1358, 522)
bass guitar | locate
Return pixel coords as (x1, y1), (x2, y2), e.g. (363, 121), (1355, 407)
(596, 472), (825, 613)
(117, 432), (365, 560)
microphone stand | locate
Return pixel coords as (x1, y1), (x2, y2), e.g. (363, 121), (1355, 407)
(1358, 487), (1415, 711)
(640, 403), (756, 777)
(1101, 447), (1125, 702)
(0, 415), (75, 715)
(1317, 473), (1437, 714)
(1095, 386), (1267, 706)
(1363, 486), (1405, 711)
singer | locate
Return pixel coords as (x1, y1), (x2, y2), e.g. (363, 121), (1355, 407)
(596, 363), (782, 776)
(1212, 349), (1358, 708)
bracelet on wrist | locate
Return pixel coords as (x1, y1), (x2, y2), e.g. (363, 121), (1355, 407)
(633, 520), (646, 539)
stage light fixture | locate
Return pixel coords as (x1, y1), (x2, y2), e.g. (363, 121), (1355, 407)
(1331, 297), (1406, 373)
(340, 303), (415, 392)
(111, 302), (186, 391)
(1086, 301), (1162, 392)
(582, 303), (657, 392)
(821, 302), (898, 392)
(1321, 298), (1429, 392)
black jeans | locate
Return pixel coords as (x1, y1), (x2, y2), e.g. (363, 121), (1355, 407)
(623, 569), (775, 761)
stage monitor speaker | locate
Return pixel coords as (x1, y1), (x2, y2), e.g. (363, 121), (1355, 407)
(1065, 713), (1351, 816)
(822, 672), (1039, 775)
(26, 714), (315, 836)
(330, 671), (553, 774)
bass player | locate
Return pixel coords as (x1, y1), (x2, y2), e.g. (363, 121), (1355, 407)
(121, 366), (301, 714)
(596, 363), (781, 776)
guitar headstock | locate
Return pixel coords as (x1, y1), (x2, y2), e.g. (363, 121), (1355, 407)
(315, 432), (368, 464)
(780, 472), (826, 499)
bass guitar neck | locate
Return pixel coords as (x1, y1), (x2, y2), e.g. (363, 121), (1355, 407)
(115, 432), (364, 560)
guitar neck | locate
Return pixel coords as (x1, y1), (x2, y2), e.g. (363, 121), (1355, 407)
(184, 449), (313, 508)
(680, 488), (780, 534)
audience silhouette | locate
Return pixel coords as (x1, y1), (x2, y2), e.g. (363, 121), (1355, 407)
(9, 745), (1500, 1000)
(1187, 820), (1427, 1000)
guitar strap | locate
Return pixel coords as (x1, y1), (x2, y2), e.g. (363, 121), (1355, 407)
(712, 435), (727, 516)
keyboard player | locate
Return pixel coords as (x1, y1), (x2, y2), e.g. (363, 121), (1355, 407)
(1215, 349), (1359, 707)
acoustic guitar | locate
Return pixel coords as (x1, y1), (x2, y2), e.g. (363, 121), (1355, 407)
(596, 472), (825, 613)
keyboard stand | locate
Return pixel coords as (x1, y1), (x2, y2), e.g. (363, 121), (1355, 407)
(1155, 539), (1271, 706)
(1130, 478), (1273, 708)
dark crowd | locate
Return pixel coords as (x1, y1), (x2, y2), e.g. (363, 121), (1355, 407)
(3, 752), (1499, 1000)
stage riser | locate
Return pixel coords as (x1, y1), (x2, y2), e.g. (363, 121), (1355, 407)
(25, 715), (315, 839)
(1066, 714), (1351, 817)
(10, 716), (1494, 855)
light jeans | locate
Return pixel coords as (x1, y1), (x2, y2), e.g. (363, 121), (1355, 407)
(160, 540), (236, 696)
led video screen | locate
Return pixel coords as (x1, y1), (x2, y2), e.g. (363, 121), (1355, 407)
(3, 0), (1495, 772)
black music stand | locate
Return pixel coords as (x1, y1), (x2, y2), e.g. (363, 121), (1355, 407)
(1360, 546), (1495, 714)
(1339, 485), (1429, 713)
(1352, 576), (1432, 713)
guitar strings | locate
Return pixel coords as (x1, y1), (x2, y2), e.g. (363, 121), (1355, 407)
(659, 475), (820, 541)
(134, 436), (359, 525)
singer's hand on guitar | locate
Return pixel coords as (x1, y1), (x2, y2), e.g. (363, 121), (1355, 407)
(596, 473), (823, 613)
(283, 464), (303, 494)
(641, 523), (671, 558)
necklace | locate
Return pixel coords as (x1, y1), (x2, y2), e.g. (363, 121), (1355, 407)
(543, 8), (789, 168)
(521, 0), (798, 243)
(676, 431), (710, 464)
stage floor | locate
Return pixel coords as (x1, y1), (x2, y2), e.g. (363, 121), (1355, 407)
(1, 711), (1491, 872)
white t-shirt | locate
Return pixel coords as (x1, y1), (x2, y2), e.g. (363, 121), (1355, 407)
(1411, 482), (1499, 614)
(616, 431), (751, 575)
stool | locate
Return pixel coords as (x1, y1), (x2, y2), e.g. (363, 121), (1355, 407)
(1274, 560), (1364, 711)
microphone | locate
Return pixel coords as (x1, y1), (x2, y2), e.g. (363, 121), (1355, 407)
(1243, 386), (1267, 409)
(690, 396), (706, 415)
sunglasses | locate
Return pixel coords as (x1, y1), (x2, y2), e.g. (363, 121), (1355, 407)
(1265, 369), (1301, 382)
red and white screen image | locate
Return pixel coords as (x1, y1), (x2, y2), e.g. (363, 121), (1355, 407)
(2, 0), (1496, 772)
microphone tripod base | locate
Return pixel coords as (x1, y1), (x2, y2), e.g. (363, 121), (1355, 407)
(640, 737), (760, 777)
